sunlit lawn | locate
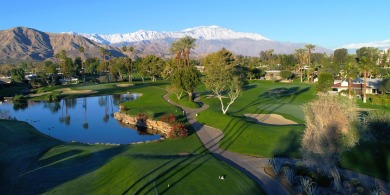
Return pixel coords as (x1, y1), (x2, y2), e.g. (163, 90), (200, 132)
(197, 80), (316, 157)
(0, 81), (264, 194)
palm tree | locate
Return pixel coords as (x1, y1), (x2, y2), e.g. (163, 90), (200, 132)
(342, 61), (358, 99)
(100, 47), (106, 67)
(170, 36), (196, 69)
(180, 36), (197, 67)
(82, 97), (88, 129)
(356, 47), (379, 103)
(295, 48), (307, 82)
(79, 46), (85, 83)
(305, 44), (316, 82)
(129, 46), (135, 81)
(121, 46), (135, 82)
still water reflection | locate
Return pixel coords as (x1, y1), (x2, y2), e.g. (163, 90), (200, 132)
(0, 93), (161, 144)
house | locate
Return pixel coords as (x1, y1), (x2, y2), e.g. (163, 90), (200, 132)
(264, 70), (281, 81)
(332, 78), (383, 95)
(195, 66), (205, 73)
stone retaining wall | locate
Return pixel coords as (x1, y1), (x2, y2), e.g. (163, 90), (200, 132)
(114, 112), (172, 137)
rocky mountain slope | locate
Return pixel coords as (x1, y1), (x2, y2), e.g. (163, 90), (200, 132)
(0, 27), (123, 63)
(0, 26), (333, 63)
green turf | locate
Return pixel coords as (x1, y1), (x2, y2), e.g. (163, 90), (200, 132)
(0, 81), (264, 194)
(340, 141), (390, 182)
(197, 80), (316, 157)
(167, 93), (201, 109)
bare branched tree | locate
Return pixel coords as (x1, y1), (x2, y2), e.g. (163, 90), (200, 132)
(301, 95), (359, 192)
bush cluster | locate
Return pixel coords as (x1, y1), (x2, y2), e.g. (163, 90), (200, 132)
(160, 113), (188, 138)
(367, 94), (390, 105)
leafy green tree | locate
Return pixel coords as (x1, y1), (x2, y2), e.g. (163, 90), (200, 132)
(333, 48), (348, 65)
(141, 55), (163, 82)
(172, 66), (201, 101)
(356, 47), (379, 103)
(316, 72), (334, 93)
(280, 70), (292, 80)
(301, 95), (359, 192)
(203, 49), (246, 114)
(10, 68), (25, 84)
(84, 58), (99, 74)
(379, 78), (390, 93)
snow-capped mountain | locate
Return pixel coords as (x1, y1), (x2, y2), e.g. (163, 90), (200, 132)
(338, 39), (390, 50)
(65, 25), (270, 45)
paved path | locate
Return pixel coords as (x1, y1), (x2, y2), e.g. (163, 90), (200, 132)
(163, 93), (290, 195)
(163, 93), (390, 195)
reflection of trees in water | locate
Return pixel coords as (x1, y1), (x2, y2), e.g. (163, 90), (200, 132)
(13, 100), (28, 111)
(0, 109), (11, 119)
(43, 101), (61, 113)
(99, 95), (111, 123)
(82, 97), (88, 129)
(59, 98), (76, 126)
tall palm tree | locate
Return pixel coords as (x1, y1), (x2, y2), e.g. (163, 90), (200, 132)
(82, 97), (88, 129)
(180, 36), (196, 67)
(100, 47), (106, 67)
(128, 46), (135, 82)
(305, 44), (316, 82)
(79, 46), (85, 83)
(356, 47), (379, 103)
(342, 62), (358, 99)
(170, 36), (196, 69)
(295, 48), (307, 82)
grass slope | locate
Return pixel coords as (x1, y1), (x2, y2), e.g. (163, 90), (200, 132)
(197, 80), (316, 157)
(0, 81), (264, 194)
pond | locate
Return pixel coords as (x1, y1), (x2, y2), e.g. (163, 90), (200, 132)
(0, 93), (161, 144)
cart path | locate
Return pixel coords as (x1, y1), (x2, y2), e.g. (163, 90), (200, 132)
(163, 93), (390, 195)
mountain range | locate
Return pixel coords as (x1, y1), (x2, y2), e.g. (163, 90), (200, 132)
(0, 26), (334, 63)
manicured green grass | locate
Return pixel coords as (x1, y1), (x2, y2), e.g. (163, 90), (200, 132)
(0, 81), (264, 194)
(168, 93), (201, 109)
(340, 141), (390, 182)
(0, 120), (263, 194)
(197, 80), (316, 157)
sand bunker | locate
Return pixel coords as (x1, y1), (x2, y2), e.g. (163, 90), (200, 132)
(244, 114), (298, 125)
(29, 92), (52, 97)
(116, 83), (134, 87)
(61, 90), (98, 95)
(56, 88), (98, 95)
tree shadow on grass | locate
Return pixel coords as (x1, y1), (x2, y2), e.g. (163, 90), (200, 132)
(8, 145), (126, 194)
(340, 141), (390, 182)
(121, 128), (225, 194)
(271, 129), (303, 158)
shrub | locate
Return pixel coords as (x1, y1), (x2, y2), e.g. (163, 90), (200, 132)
(267, 157), (283, 174)
(365, 110), (390, 142)
(316, 72), (334, 93)
(367, 94), (390, 105)
(161, 113), (188, 138)
(283, 166), (296, 185)
(160, 113), (176, 124)
(298, 177), (319, 195)
(136, 112), (148, 125)
(169, 122), (188, 138)
(146, 110), (154, 119)
(13, 94), (25, 101)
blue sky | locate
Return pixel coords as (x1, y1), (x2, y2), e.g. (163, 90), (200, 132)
(1, 0), (389, 49)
